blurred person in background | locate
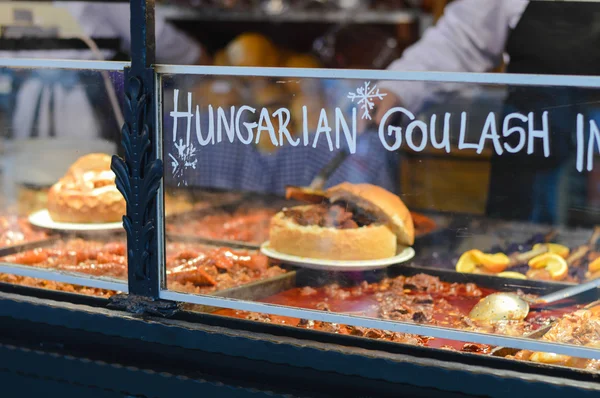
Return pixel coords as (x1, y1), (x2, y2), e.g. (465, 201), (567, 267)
(372, 0), (600, 224)
(165, 32), (399, 196)
(4, 2), (210, 140)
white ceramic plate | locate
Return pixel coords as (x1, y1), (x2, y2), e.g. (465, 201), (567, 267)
(260, 241), (415, 271)
(28, 209), (123, 232)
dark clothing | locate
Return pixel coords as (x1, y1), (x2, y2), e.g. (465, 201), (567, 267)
(486, 1), (600, 223)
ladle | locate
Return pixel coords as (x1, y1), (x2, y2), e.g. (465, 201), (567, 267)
(469, 277), (600, 322)
(284, 120), (380, 202)
(285, 148), (350, 203)
(490, 299), (600, 357)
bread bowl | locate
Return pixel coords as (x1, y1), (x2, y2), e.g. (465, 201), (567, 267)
(269, 183), (414, 260)
(47, 153), (125, 223)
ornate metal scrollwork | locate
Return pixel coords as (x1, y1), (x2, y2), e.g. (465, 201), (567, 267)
(111, 74), (163, 295)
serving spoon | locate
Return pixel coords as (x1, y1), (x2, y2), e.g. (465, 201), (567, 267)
(490, 299), (600, 357)
(284, 119), (381, 203)
(285, 148), (350, 203)
(469, 277), (600, 322)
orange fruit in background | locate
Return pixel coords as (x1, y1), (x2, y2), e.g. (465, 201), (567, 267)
(283, 53), (322, 69)
(214, 49), (229, 66)
(226, 33), (280, 67)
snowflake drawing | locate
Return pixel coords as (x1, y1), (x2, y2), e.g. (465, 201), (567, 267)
(169, 139), (197, 185)
(347, 81), (387, 120)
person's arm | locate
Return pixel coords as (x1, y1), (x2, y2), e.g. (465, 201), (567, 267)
(153, 8), (212, 65)
(376, 0), (527, 120)
(77, 3), (209, 65)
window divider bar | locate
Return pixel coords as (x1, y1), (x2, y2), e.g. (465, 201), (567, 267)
(0, 58), (129, 70)
(0, 263), (128, 293)
(159, 289), (600, 361)
(154, 65), (600, 88)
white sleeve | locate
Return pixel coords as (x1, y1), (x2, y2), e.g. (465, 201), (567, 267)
(379, 0), (527, 113)
(76, 3), (202, 65)
(155, 9), (202, 65)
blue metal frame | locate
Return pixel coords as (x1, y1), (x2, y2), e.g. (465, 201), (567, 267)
(111, 0), (163, 298)
(0, 0), (599, 394)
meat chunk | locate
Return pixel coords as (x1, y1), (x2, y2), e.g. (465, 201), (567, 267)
(510, 308), (600, 370)
(283, 202), (377, 229)
(377, 292), (434, 323)
(462, 343), (492, 354)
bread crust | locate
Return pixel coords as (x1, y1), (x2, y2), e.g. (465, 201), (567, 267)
(47, 183), (124, 223)
(269, 207), (397, 261)
(47, 153), (125, 224)
(326, 183), (414, 246)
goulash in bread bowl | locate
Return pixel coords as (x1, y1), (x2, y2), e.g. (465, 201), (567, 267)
(269, 183), (414, 261)
(47, 153), (125, 223)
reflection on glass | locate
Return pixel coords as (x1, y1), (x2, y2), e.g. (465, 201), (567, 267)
(163, 75), (397, 194)
(158, 72), (600, 371)
(0, 66), (126, 297)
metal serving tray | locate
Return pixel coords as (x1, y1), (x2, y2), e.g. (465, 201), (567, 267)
(201, 263), (596, 305)
(0, 236), (296, 307)
(192, 261), (600, 367)
(184, 261), (600, 378)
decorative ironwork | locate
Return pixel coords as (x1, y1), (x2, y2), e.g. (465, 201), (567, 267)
(108, 294), (179, 317)
(110, 0), (163, 299)
(112, 74), (162, 291)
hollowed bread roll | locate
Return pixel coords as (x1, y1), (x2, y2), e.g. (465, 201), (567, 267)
(269, 183), (414, 261)
(47, 153), (125, 223)
(269, 205), (397, 261)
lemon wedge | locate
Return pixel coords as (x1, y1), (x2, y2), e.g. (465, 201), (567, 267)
(528, 253), (568, 281)
(456, 250), (510, 274)
(530, 352), (571, 365)
(497, 271), (527, 280)
(529, 253), (554, 269)
(533, 243), (570, 259)
(473, 251), (510, 273)
(589, 257), (600, 273)
(455, 250), (482, 273)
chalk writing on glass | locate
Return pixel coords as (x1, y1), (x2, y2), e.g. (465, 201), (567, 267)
(168, 88), (600, 173)
(169, 89), (358, 156)
(168, 90), (198, 186)
(347, 81), (387, 121)
(378, 108), (552, 158)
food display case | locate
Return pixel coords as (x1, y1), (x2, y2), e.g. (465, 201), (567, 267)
(3, 1), (600, 397)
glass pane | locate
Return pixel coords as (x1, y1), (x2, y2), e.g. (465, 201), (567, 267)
(0, 65), (127, 298)
(160, 70), (600, 370)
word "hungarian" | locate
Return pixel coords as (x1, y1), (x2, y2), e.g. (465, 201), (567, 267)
(169, 90), (358, 154)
